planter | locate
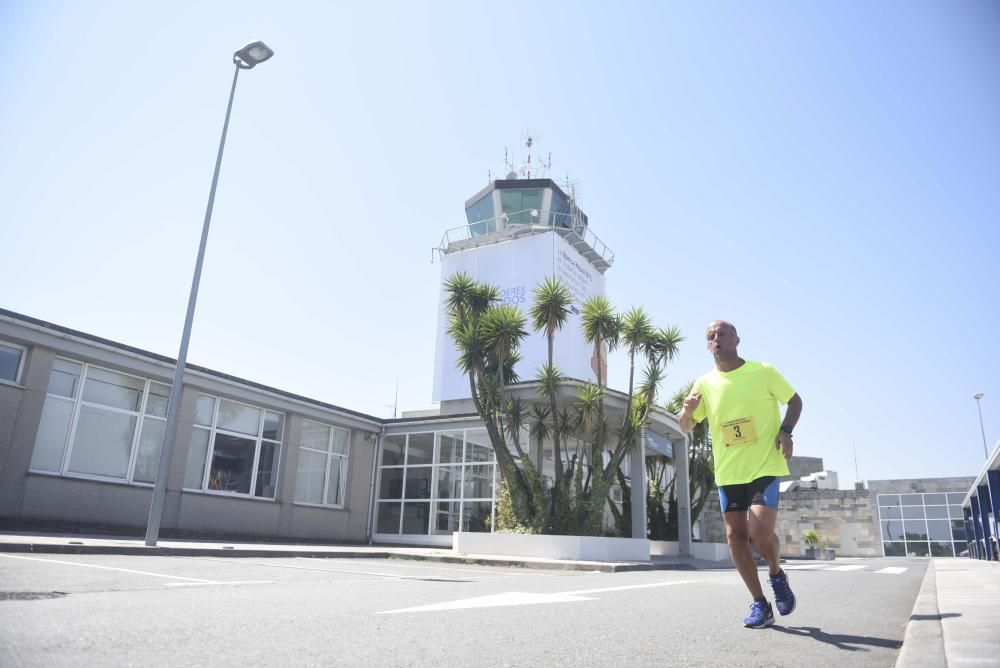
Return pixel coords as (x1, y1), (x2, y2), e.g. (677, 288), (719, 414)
(453, 532), (650, 562)
(804, 548), (817, 559)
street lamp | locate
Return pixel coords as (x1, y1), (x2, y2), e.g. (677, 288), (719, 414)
(145, 41), (275, 546)
(974, 393), (988, 459)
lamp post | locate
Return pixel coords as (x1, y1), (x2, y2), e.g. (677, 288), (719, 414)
(974, 393), (988, 460)
(145, 41), (275, 546)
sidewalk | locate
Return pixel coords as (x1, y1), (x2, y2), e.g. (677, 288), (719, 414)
(0, 530), (722, 573)
(896, 557), (1000, 667)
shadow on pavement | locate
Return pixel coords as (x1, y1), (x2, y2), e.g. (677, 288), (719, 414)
(770, 625), (902, 652)
(909, 612), (961, 621)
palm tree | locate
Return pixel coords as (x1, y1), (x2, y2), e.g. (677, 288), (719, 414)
(529, 276), (573, 482)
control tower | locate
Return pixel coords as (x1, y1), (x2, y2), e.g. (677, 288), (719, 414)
(432, 147), (615, 403)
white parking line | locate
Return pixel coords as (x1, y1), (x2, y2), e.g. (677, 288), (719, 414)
(164, 581), (273, 587)
(825, 565), (868, 571)
(0, 554), (219, 583)
(781, 564), (830, 570)
(875, 567), (908, 574)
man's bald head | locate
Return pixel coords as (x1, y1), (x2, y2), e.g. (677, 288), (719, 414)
(707, 320), (738, 337)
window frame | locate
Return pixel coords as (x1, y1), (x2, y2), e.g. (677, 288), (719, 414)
(184, 392), (284, 501)
(0, 339), (27, 385)
(29, 357), (170, 486)
(293, 418), (351, 509)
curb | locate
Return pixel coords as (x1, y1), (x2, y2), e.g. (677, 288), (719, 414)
(0, 542), (698, 573)
(894, 559), (945, 668)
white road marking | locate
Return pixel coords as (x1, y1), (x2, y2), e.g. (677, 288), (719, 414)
(875, 567), (908, 574)
(297, 557), (525, 577)
(825, 565), (868, 571)
(0, 554), (219, 583)
(164, 581), (274, 587)
(182, 558), (474, 581)
(377, 579), (695, 614)
(781, 563), (830, 570)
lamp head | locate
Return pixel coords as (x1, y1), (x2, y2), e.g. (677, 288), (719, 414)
(974, 392), (984, 400)
(234, 41), (274, 69)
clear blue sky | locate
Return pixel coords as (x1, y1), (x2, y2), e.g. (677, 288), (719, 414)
(2, 1), (998, 487)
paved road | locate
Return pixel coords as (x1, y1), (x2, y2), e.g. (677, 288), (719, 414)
(0, 554), (927, 667)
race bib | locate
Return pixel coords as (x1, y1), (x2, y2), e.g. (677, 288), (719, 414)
(721, 417), (757, 447)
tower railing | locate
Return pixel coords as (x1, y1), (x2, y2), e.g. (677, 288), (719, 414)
(437, 209), (615, 270)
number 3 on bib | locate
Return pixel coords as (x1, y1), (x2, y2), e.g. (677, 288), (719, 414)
(721, 417), (757, 447)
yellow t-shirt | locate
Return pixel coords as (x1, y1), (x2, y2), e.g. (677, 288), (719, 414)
(691, 360), (795, 486)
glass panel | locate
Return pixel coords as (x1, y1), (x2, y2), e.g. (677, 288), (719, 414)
(925, 506), (949, 519)
(432, 501), (461, 534)
(463, 500), (493, 532)
(184, 428), (210, 488)
(207, 433), (255, 494)
(954, 542), (968, 557)
(145, 382), (171, 418)
(194, 395), (216, 427)
(903, 519), (929, 541)
(878, 494), (900, 507)
(465, 430), (493, 463)
(378, 468), (404, 499)
(0, 344), (22, 382)
(254, 442), (279, 498)
(500, 188), (543, 226)
(404, 466), (432, 499)
(947, 493), (966, 504)
(401, 502), (429, 534)
(48, 359), (82, 398)
(438, 432), (463, 464)
(879, 506), (902, 519)
(376, 502), (401, 534)
(930, 541), (954, 557)
(82, 367), (144, 412)
(902, 506), (926, 519)
(951, 519), (967, 540)
(883, 542), (905, 557)
(325, 457), (343, 505)
(907, 542), (930, 557)
(948, 505), (963, 518)
(262, 411), (283, 441)
(881, 520), (905, 542)
(294, 448), (327, 504)
(466, 193), (496, 236)
(30, 397), (74, 471)
(132, 418), (165, 483)
(381, 435), (405, 466)
(406, 433), (434, 465)
(900, 494), (923, 506)
(436, 466), (461, 499)
(923, 493), (947, 505)
(927, 519), (951, 541)
(331, 427), (349, 455)
(301, 420), (331, 451)
(216, 400), (261, 436)
(463, 464), (494, 498)
(67, 406), (136, 478)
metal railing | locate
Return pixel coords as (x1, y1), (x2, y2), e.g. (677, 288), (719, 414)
(436, 209), (615, 267)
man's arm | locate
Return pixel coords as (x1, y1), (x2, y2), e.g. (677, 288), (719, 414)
(775, 393), (803, 459)
(678, 392), (702, 433)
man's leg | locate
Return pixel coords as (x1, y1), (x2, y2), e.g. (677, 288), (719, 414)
(723, 510), (764, 599)
(748, 505), (781, 576)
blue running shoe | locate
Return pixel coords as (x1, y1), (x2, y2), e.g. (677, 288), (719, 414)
(743, 599), (774, 628)
(769, 569), (796, 616)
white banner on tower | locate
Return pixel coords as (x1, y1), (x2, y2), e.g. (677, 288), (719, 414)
(432, 231), (606, 402)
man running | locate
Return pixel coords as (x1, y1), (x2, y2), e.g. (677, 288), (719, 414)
(678, 320), (803, 628)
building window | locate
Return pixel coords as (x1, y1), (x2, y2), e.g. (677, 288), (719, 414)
(466, 193), (496, 236)
(877, 491), (968, 558)
(375, 429), (496, 537)
(29, 358), (170, 484)
(500, 189), (543, 227)
(294, 419), (350, 507)
(184, 394), (283, 499)
(0, 341), (27, 384)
